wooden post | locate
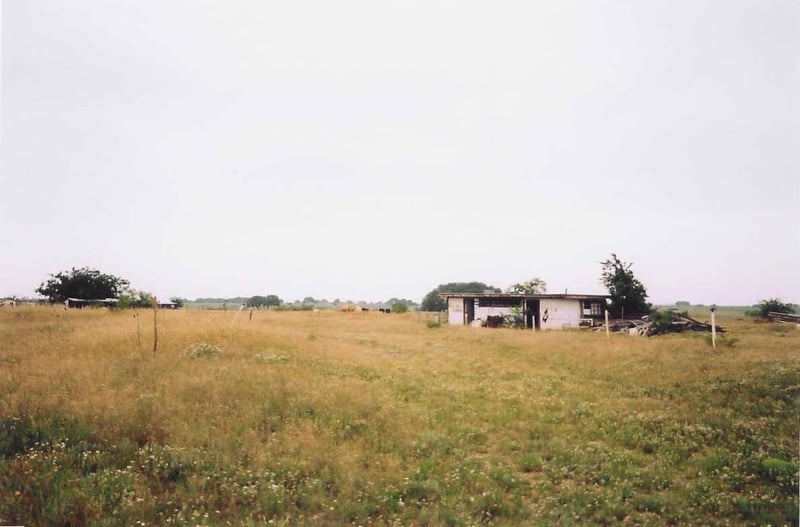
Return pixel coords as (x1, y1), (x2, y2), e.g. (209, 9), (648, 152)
(711, 307), (717, 348)
(135, 312), (142, 355)
(605, 309), (610, 340)
(152, 297), (159, 356)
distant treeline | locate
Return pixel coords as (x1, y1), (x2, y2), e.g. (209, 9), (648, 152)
(187, 297), (420, 309)
(192, 297), (250, 305)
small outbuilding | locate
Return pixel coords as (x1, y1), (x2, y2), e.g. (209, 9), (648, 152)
(439, 292), (609, 330)
(65, 298), (119, 309)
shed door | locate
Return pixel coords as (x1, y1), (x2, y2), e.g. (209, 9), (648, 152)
(464, 299), (475, 325)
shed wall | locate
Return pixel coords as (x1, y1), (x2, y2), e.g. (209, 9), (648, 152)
(475, 305), (513, 321)
(540, 298), (583, 329)
(448, 297), (465, 325)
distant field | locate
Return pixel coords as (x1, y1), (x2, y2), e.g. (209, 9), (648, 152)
(0, 307), (797, 526)
(654, 305), (751, 320)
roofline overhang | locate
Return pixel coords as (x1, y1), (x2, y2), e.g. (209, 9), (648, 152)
(438, 293), (609, 300)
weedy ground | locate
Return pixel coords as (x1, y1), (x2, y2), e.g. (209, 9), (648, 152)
(0, 307), (797, 526)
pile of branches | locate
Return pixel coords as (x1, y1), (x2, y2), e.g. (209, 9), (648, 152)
(596, 311), (724, 337)
(768, 311), (800, 324)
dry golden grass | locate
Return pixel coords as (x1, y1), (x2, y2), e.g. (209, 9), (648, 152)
(0, 306), (797, 526)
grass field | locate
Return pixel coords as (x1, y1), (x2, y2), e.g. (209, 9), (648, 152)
(0, 306), (797, 526)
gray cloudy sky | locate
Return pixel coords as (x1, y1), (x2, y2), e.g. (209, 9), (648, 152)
(1, 1), (798, 305)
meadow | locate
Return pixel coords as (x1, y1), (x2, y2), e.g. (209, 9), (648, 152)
(0, 306), (797, 526)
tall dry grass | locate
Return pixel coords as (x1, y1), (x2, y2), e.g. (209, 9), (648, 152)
(0, 306), (797, 525)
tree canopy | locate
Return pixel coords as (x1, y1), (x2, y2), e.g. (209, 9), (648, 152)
(420, 282), (501, 312)
(36, 267), (129, 303)
(246, 295), (282, 308)
(600, 254), (650, 318)
(506, 277), (547, 295)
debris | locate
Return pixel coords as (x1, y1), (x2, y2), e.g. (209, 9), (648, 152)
(767, 312), (800, 324)
(595, 311), (724, 337)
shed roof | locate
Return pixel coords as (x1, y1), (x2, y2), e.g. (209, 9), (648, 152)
(438, 292), (608, 301)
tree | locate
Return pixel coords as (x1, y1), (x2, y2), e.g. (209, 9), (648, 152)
(170, 297), (186, 308)
(117, 289), (156, 309)
(506, 277), (547, 294)
(420, 282), (501, 312)
(36, 267), (129, 303)
(264, 294), (282, 308)
(246, 296), (269, 308)
(600, 254), (650, 318)
(746, 298), (796, 319)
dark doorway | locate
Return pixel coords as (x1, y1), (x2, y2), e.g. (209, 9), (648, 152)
(464, 298), (475, 325)
(525, 299), (540, 330)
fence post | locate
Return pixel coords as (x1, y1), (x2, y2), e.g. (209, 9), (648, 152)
(710, 305), (717, 349)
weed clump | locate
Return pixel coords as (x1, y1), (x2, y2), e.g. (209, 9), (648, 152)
(184, 342), (222, 359)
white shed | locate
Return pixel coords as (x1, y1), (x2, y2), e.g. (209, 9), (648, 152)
(440, 293), (608, 329)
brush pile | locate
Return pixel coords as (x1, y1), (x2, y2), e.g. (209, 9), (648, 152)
(597, 311), (724, 337)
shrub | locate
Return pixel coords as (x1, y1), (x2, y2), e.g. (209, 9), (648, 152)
(746, 298), (796, 319)
(650, 309), (676, 332)
(184, 343), (222, 359)
(392, 302), (409, 314)
(503, 306), (525, 329)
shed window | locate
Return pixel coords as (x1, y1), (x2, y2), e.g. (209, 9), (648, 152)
(583, 301), (604, 316)
(478, 298), (522, 308)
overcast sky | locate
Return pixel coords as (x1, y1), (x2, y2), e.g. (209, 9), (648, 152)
(1, 1), (798, 305)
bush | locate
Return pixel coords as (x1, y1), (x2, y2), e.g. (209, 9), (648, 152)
(116, 290), (155, 309)
(650, 309), (677, 332)
(746, 298), (796, 319)
(184, 343), (222, 359)
(392, 302), (409, 314)
(503, 306), (525, 329)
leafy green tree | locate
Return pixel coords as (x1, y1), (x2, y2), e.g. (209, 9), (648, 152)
(600, 254), (650, 318)
(247, 294), (284, 309)
(420, 282), (501, 312)
(36, 267), (129, 303)
(746, 298), (796, 319)
(246, 296), (268, 308)
(506, 277), (547, 294)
